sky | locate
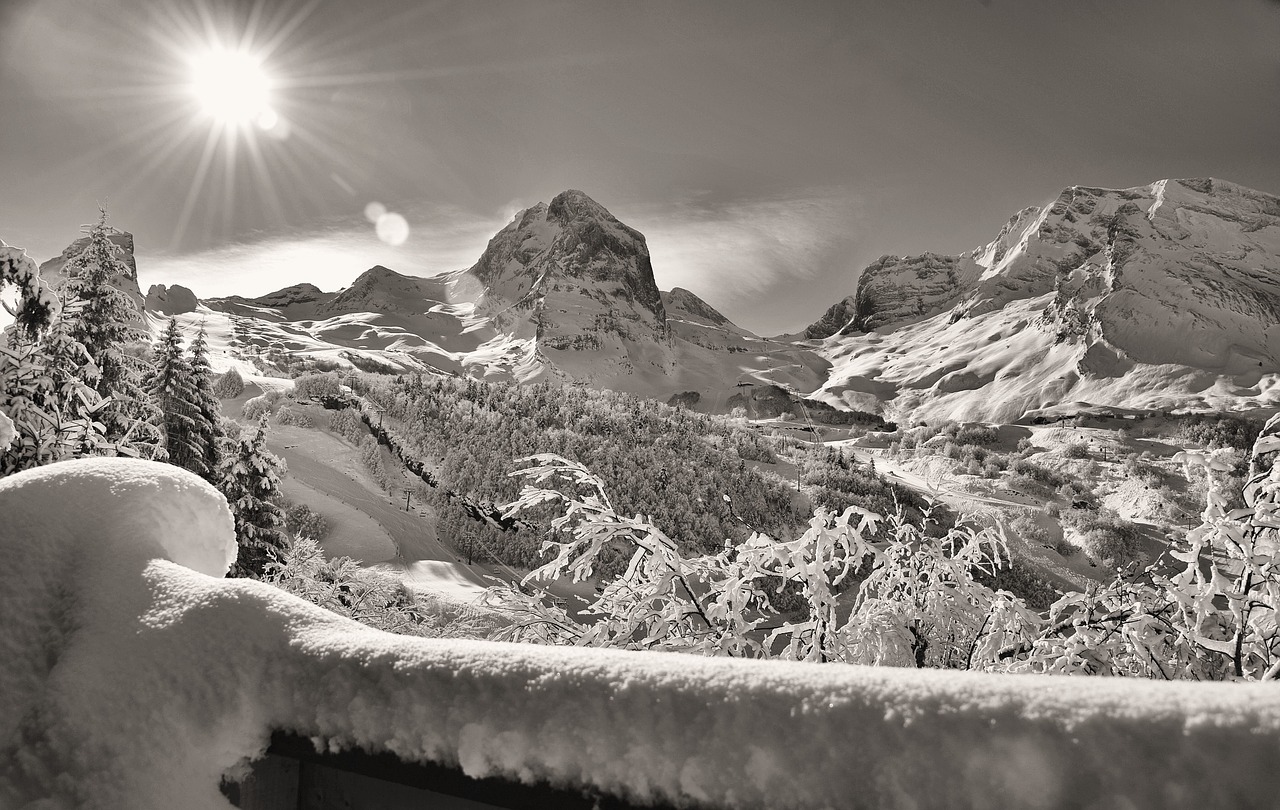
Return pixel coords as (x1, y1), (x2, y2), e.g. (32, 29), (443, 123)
(1, 0), (1278, 335)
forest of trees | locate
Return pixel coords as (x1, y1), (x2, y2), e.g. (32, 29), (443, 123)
(349, 373), (925, 575)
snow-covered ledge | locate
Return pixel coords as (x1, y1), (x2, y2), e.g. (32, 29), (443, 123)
(3, 459), (1279, 809)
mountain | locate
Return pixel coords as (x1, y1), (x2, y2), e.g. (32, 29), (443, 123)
(810, 178), (1280, 422)
(183, 190), (827, 405)
(470, 189), (667, 343)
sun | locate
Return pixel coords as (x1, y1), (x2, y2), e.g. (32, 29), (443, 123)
(189, 49), (274, 128)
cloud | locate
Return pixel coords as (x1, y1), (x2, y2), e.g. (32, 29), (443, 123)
(632, 188), (866, 315)
(137, 202), (509, 299)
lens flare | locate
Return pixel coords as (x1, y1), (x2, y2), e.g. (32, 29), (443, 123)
(255, 107), (279, 131)
(375, 212), (409, 246)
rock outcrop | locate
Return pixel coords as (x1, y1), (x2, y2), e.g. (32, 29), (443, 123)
(145, 284), (199, 316)
(852, 253), (972, 332)
(803, 295), (858, 339)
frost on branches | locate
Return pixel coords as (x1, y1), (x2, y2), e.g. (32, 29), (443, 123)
(0, 241), (59, 336)
(0, 409), (15, 448)
(486, 431), (1280, 680)
(483, 453), (1034, 667)
(187, 324), (226, 482)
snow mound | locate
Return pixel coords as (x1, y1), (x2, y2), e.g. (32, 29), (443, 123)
(0, 457), (236, 577)
(5, 459), (1280, 809)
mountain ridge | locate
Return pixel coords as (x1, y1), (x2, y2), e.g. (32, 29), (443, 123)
(810, 177), (1280, 421)
(30, 178), (1280, 422)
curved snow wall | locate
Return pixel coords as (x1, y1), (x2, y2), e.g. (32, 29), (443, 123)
(3, 458), (1279, 810)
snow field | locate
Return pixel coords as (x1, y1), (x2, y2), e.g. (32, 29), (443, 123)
(4, 458), (1280, 809)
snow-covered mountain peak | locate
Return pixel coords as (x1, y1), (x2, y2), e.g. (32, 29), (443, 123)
(116, 177), (1280, 422)
(546, 188), (613, 221)
(315, 265), (453, 317)
(179, 189), (825, 403)
(663, 287), (732, 328)
(466, 190), (667, 344)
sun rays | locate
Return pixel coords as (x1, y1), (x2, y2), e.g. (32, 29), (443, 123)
(16, 0), (451, 253)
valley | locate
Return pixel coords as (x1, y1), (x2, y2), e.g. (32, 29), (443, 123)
(89, 176), (1280, 609)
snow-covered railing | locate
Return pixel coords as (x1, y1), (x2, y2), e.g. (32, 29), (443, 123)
(3, 458), (1280, 809)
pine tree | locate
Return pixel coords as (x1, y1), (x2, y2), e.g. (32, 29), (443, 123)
(149, 318), (204, 474)
(218, 415), (287, 577)
(188, 323), (226, 483)
(59, 210), (159, 453)
(1, 244), (111, 475)
(212, 366), (244, 399)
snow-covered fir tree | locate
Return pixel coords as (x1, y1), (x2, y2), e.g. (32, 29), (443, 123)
(218, 415), (287, 577)
(188, 323), (226, 483)
(0, 243), (112, 475)
(59, 210), (159, 453)
(212, 366), (244, 399)
(148, 318), (204, 475)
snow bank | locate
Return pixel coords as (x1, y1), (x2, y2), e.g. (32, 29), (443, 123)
(4, 459), (1280, 809)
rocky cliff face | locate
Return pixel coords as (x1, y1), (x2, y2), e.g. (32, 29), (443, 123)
(473, 193), (670, 325)
(851, 253), (973, 332)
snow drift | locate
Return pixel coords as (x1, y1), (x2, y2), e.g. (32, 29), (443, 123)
(3, 458), (1280, 809)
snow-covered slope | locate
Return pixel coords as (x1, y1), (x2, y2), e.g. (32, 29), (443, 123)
(6, 457), (1280, 809)
(813, 178), (1280, 422)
